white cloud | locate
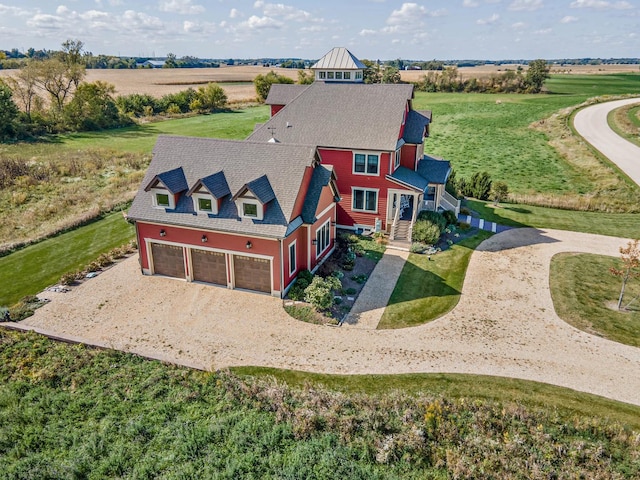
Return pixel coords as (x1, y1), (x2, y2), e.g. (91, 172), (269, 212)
(0, 4), (33, 16)
(252, 1), (317, 23)
(560, 15), (578, 23)
(509, 0), (543, 11)
(477, 13), (500, 24)
(240, 15), (282, 29)
(359, 28), (377, 36)
(27, 13), (65, 30)
(159, 0), (205, 15)
(229, 8), (241, 19)
(533, 28), (552, 34)
(512, 21), (526, 28)
(570, 0), (633, 9)
(387, 3), (427, 25)
(463, 0), (480, 7)
(121, 10), (164, 30)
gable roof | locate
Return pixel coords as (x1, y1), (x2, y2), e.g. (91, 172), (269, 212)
(265, 84), (310, 106)
(301, 165), (336, 224)
(233, 175), (276, 204)
(247, 82), (415, 152)
(187, 171), (231, 199)
(311, 47), (366, 70)
(144, 166), (188, 194)
(403, 110), (431, 144)
(129, 136), (319, 238)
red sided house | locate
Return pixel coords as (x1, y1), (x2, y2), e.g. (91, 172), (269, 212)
(129, 47), (459, 297)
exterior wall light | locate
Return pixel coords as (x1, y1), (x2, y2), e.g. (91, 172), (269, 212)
(160, 229), (166, 237)
(311, 239), (317, 245)
(201, 235), (208, 243)
(246, 241), (252, 249)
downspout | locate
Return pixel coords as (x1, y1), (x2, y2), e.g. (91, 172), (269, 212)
(279, 238), (284, 299)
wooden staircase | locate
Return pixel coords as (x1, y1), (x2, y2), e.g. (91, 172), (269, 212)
(392, 220), (412, 241)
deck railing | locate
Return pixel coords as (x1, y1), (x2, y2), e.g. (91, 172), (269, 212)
(440, 190), (461, 215)
(389, 204), (401, 241)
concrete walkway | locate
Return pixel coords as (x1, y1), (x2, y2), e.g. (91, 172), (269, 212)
(573, 97), (640, 188)
(342, 248), (409, 329)
(458, 214), (512, 234)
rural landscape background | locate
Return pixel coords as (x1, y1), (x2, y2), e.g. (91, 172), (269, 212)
(1, 39), (640, 478)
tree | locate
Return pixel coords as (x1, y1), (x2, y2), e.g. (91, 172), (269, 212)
(297, 69), (314, 85)
(492, 181), (509, 205)
(525, 59), (550, 93)
(191, 83), (227, 112)
(610, 239), (640, 310)
(5, 62), (40, 120)
(63, 81), (126, 131)
(381, 66), (401, 84)
(0, 79), (19, 140)
(254, 70), (294, 102)
(164, 53), (177, 68)
(31, 58), (84, 113)
(361, 59), (381, 84)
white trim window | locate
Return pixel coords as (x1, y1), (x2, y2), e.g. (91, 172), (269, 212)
(316, 220), (330, 257)
(395, 150), (401, 170)
(151, 188), (175, 209)
(344, 71), (351, 80)
(193, 193), (217, 215)
(352, 188), (378, 213)
(353, 152), (379, 175)
(289, 241), (297, 276)
(318, 71), (326, 79)
(239, 199), (264, 220)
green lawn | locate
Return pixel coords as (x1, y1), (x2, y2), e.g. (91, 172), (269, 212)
(466, 199), (640, 238)
(413, 74), (640, 199)
(0, 212), (135, 307)
(550, 252), (640, 347)
(51, 107), (270, 153)
(378, 231), (491, 329)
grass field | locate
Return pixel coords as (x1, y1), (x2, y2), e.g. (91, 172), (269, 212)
(378, 232), (491, 329)
(1, 328), (639, 479)
(465, 199), (640, 238)
(609, 102), (640, 148)
(0, 212), (134, 307)
(413, 73), (640, 206)
(550, 253), (640, 347)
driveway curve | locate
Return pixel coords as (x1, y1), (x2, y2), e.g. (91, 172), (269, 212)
(12, 228), (640, 406)
(573, 97), (640, 187)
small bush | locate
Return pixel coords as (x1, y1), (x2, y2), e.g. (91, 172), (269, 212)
(60, 271), (82, 286)
(442, 210), (458, 226)
(412, 220), (441, 245)
(304, 276), (342, 311)
(344, 287), (357, 295)
(351, 274), (367, 284)
(459, 221), (471, 230)
(460, 206), (471, 216)
(410, 242), (428, 253)
(469, 171), (492, 200)
(416, 211), (447, 232)
(9, 295), (46, 321)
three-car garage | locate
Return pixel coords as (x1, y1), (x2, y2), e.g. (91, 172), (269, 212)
(147, 242), (273, 295)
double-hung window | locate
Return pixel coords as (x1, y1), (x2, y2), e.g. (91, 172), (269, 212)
(289, 241), (297, 276)
(315, 221), (330, 257)
(352, 188), (378, 213)
(353, 152), (379, 175)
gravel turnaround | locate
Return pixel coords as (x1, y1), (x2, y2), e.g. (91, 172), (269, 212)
(12, 228), (640, 406)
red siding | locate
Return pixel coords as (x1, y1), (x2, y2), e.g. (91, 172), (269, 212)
(318, 148), (397, 229)
(290, 166), (315, 220)
(136, 222), (282, 291)
(400, 144), (417, 170)
(311, 204), (336, 267)
(283, 227), (306, 287)
(397, 102), (409, 140)
(270, 105), (284, 116)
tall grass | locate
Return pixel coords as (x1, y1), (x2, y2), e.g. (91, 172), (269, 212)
(1, 329), (639, 479)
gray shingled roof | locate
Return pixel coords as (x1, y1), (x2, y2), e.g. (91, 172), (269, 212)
(129, 136), (319, 238)
(311, 47), (366, 70)
(247, 82), (414, 152)
(144, 166), (188, 194)
(301, 165), (335, 224)
(238, 175), (276, 204)
(265, 84), (310, 106)
(417, 156), (452, 184)
(403, 110), (431, 144)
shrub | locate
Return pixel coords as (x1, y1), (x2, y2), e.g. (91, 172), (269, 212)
(412, 220), (441, 245)
(469, 171), (492, 200)
(492, 181), (509, 205)
(442, 210), (458, 226)
(60, 271), (82, 286)
(9, 295), (46, 321)
(288, 271), (314, 301)
(410, 242), (428, 253)
(459, 221), (471, 230)
(416, 211), (447, 233)
(304, 276), (342, 311)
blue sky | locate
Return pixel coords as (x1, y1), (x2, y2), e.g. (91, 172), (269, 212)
(0, 1), (638, 60)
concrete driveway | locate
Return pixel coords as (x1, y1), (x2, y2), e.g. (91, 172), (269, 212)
(10, 228), (640, 406)
(573, 97), (640, 187)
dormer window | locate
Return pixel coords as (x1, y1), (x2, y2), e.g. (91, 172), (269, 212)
(239, 199), (263, 220)
(192, 192), (218, 215)
(243, 202), (259, 218)
(232, 174), (274, 222)
(151, 188), (175, 209)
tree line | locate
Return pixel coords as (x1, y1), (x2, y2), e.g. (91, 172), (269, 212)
(0, 40), (228, 141)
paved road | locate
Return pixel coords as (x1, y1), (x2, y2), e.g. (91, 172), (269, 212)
(573, 97), (640, 188)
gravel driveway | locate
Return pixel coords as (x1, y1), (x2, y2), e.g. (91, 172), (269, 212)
(574, 97), (640, 187)
(13, 228), (640, 406)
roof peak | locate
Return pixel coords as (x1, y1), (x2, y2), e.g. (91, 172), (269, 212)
(311, 47), (366, 70)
